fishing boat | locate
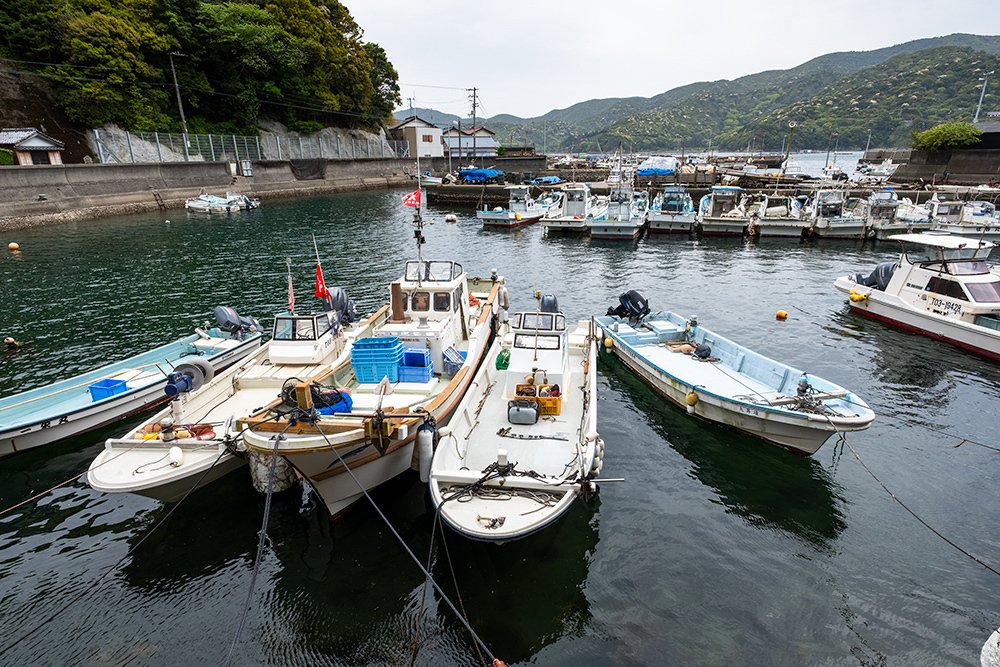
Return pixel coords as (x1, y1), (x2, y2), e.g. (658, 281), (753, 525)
(225, 191), (261, 210)
(428, 293), (600, 541)
(647, 185), (695, 234)
(753, 194), (808, 237)
(1, 307), (262, 457)
(696, 186), (751, 236)
(477, 185), (545, 228)
(537, 190), (565, 218)
(541, 183), (608, 234)
(834, 233), (1000, 361)
(595, 291), (874, 455)
(87, 289), (368, 502)
(591, 163), (648, 240)
(931, 200), (1000, 239)
(185, 194), (240, 213)
(803, 189), (867, 239)
(862, 189), (930, 239)
(235, 201), (503, 517)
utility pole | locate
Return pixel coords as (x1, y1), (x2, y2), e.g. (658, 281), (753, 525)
(973, 70), (995, 123)
(865, 128), (872, 154)
(168, 52), (189, 161)
(467, 87), (478, 167)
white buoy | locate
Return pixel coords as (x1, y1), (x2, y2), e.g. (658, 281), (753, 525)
(417, 426), (434, 483)
(497, 448), (508, 467)
(168, 446), (184, 467)
(983, 627), (1000, 667)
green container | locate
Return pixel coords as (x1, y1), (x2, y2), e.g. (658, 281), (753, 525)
(495, 348), (511, 370)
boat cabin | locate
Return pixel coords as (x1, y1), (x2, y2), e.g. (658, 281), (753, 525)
(700, 186), (743, 218)
(505, 185), (536, 213)
(562, 184), (592, 217)
(885, 234), (1000, 323)
(759, 194), (801, 220)
(384, 260), (468, 373)
(654, 186), (692, 214)
(809, 190), (847, 219)
(962, 200), (997, 223)
(928, 194), (964, 224)
(504, 306), (569, 409)
(866, 190), (899, 222)
(270, 313), (341, 364)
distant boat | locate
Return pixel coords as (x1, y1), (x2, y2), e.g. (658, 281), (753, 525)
(596, 291), (874, 455)
(697, 186), (750, 236)
(1, 306), (262, 456)
(591, 158), (648, 240)
(802, 189), (867, 239)
(647, 185), (695, 234)
(834, 233), (1000, 360)
(477, 185), (545, 228)
(541, 183), (608, 233)
(862, 189), (930, 239)
(753, 193), (808, 237)
(429, 294), (600, 542)
(185, 192), (259, 213)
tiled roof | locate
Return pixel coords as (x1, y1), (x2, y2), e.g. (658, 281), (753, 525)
(0, 127), (64, 149)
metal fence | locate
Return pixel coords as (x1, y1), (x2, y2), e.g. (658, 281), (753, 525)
(93, 129), (409, 164)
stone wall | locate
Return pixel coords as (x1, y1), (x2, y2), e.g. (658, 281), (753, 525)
(891, 149), (1000, 185)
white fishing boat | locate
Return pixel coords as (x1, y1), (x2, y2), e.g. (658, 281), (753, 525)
(429, 294), (600, 542)
(236, 204), (503, 517)
(697, 186), (751, 236)
(0, 307), (262, 457)
(753, 194), (808, 237)
(417, 169), (443, 186)
(596, 291), (874, 455)
(537, 190), (565, 218)
(803, 189), (867, 239)
(225, 191), (261, 210)
(931, 200), (1000, 239)
(87, 284), (368, 502)
(857, 158), (898, 179)
(834, 233), (1000, 361)
(477, 185), (545, 228)
(185, 194), (240, 213)
(647, 185), (695, 234)
(862, 189), (930, 239)
(541, 183), (608, 233)
(591, 163), (648, 240)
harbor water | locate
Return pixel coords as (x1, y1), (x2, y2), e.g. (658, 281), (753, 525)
(0, 189), (997, 665)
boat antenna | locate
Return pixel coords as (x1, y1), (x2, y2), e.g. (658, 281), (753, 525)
(285, 257), (295, 315)
(533, 290), (542, 361)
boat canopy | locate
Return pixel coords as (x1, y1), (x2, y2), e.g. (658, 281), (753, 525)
(458, 168), (503, 183)
(530, 176), (561, 185)
(272, 314), (333, 341)
(635, 156), (679, 177)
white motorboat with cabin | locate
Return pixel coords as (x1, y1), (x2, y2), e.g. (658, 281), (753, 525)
(236, 206), (503, 517)
(803, 189), (867, 239)
(863, 189), (931, 239)
(753, 194), (808, 237)
(834, 233), (1000, 361)
(931, 200), (1000, 239)
(88, 289), (367, 501)
(596, 291), (874, 455)
(1, 307), (262, 456)
(697, 186), (751, 236)
(591, 168), (648, 240)
(477, 185), (545, 228)
(429, 293), (600, 542)
(541, 183), (609, 233)
(647, 185), (695, 234)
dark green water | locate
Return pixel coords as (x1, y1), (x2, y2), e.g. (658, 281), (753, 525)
(0, 191), (997, 666)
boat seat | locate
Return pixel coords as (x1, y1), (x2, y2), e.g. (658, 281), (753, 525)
(645, 321), (684, 338)
(633, 331), (658, 345)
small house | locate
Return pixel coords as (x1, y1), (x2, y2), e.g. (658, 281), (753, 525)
(0, 127), (64, 165)
(442, 126), (500, 159)
(388, 116), (443, 158)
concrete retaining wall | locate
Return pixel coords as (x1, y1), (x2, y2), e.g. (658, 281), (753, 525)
(891, 149), (1000, 185)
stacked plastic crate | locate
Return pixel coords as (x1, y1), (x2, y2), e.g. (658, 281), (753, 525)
(351, 337), (405, 383)
(398, 348), (434, 383)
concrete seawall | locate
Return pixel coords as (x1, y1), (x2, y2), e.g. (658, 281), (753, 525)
(0, 155), (549, 231)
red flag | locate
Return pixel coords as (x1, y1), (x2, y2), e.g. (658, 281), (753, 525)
(314, 263), (330, 299)
(401, 189), (421, 207)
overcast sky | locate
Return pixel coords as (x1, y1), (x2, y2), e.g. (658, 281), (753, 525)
(344, 0), (1000, 119)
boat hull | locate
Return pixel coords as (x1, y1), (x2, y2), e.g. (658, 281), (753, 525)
(480, 214), (543, 228)
(698, 217), (748, 237)
(0, 335), (261, 456)
(591, 221), (645, 239)
(542, 218), (591, 233)
(756, 219), (809, 237)
(834, 278), (1000, 361)
(648, 213), (695, 234)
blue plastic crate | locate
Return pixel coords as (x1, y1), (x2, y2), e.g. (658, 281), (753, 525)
(443, 349), (468, 377)
(353, 361), (400, 384)
(402, 348), (431, 368)
(398, 364), (434, 383)
(88, 378), (127, 401)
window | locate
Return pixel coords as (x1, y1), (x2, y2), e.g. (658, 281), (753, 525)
(273, 318), (294, 341)
(295, 319), (317, 340)
(315, 315), (331, 337)
(30, 151), (50, 165)
(946, 261), (989, 276)
(412, 292), (430, 311)
(966, 280), (1000, 303)
(520, 313), (553, 330)
(433, 292), (450, 311)
(422, 134), (433, 143)
(514, 334), (560, 350)
(273, 317), (317, 340)
(926, 277), (968, 301)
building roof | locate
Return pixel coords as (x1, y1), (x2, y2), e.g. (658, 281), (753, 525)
(388, 116), (439, 131)
(974, 121), (1000, 134)
(0, 127), (64, 149)
(443, 135), (500, 150)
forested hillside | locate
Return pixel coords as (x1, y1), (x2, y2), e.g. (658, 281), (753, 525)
(0, 0), (401, 134)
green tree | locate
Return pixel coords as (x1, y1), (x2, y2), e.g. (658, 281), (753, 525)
(364, 42), (400, 123)
(910, 121), (983, 150)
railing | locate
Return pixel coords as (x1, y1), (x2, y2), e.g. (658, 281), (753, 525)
(92, 130), (408, 164)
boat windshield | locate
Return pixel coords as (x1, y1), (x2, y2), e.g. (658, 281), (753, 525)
(511, 312), (566, 330)
(924, 261), (991, 276)
(514, 334), (560, 350)
(273, 316), (318, 341)
(966, 280), (1000, 303)
(405, 261), (462, 282)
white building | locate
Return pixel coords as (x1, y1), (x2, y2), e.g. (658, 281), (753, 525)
(442, 126), (500, 159)
(388, 116), (443, 158)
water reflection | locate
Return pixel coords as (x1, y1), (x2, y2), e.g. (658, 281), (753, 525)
(601, 354), (848, 549)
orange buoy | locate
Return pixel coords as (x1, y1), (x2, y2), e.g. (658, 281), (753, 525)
(7, 242), (19, 252)
(775, 310), (788, 320)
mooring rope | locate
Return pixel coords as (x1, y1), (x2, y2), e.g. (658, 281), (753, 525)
(0, 449), (231, 658)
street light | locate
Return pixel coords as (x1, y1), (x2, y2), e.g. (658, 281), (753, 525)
(973, 70), (995, 123)
(168, 51), (189, 161)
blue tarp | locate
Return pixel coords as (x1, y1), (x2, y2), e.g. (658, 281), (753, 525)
(531, 176), (561, 185)
(459, 168), (504, 183)
(636, 168), (675, 177)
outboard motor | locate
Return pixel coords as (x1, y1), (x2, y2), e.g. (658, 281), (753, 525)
(606, 290), (650, 320)
(852, 262), (897, 291)
(214, 305), (262, 338)
(539, 294), (560, 314)
(326, 287), (356, 324)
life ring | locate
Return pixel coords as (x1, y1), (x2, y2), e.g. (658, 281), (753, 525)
(468, 294), (481, 307)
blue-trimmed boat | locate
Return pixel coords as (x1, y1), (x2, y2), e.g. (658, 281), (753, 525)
(596, 292), (874, 455)
(0, 307), (262, 456)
